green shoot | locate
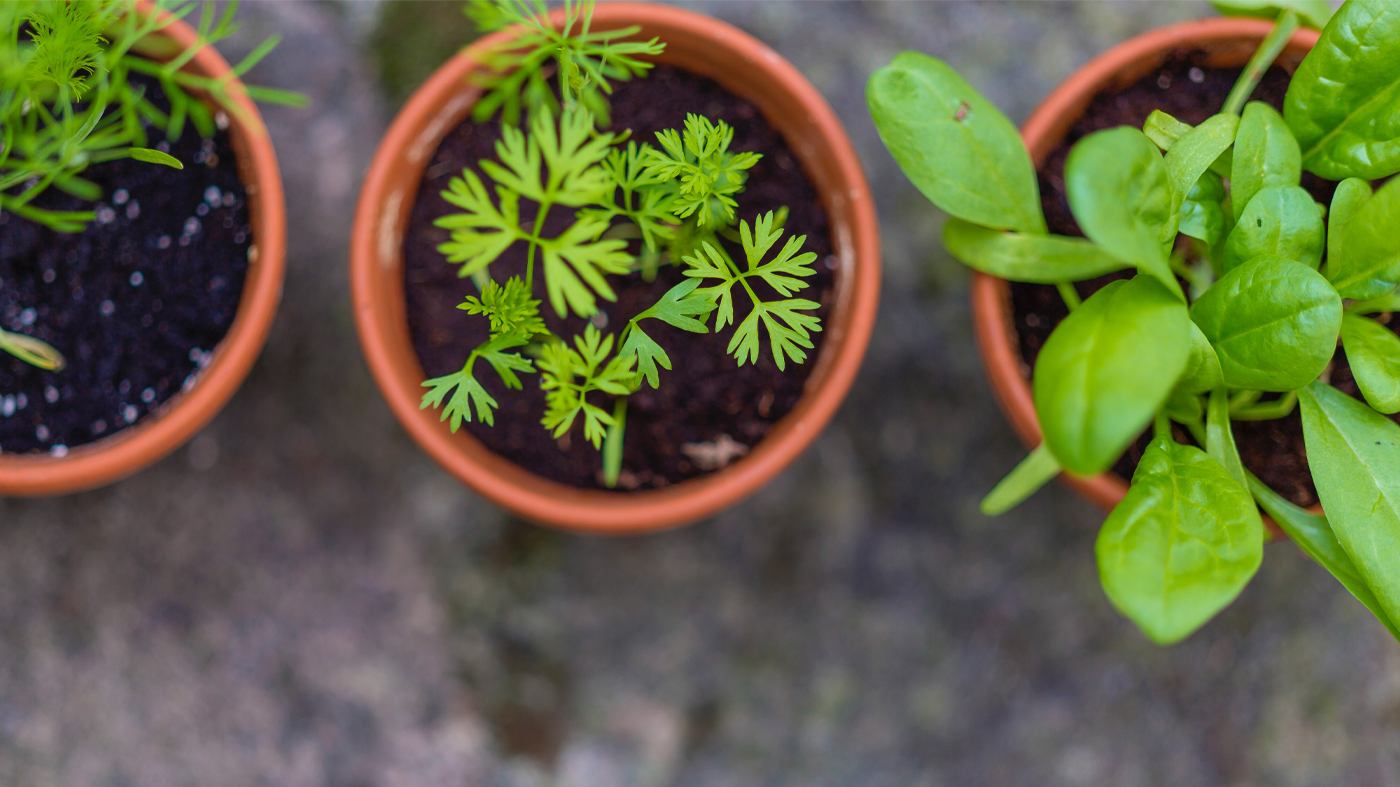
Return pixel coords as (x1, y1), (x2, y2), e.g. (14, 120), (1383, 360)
(466, 0), (664, 126)
(644, 114), (761, 230)
(539, 324), (637, 448)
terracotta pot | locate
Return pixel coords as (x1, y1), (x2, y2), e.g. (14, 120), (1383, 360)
(0, 3), (286, 496)
(972, 18), (1320, 521)
(351, 3), (880, 534)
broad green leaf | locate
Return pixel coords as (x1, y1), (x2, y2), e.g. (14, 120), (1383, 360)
(1330, 176), (1400, 299)
(1033, 275), (1191, 475)
(1298, 381), (1400, 628)
(1325, 178), (1372, 282)
(1066, 127), (1182, 299)
(1165, 388), (1204, 425)
(1221, 185), (1324, 273)
(867, 52), (1046, 233)
(1165, 113), (1238, 231)
(1341, 313), (1400, 414)
(1191, 255), (1341, 391)
(1178, 321), (1225, 394)
(1231, 102), (1302, 219)
(1207, 388), (1247, 489)
(1178, 174), (1229, 248)
(942, 217), (1127, 283)
(1097, 436), (1264, 645)
(980, 444), (1062, 516)
(1284, 0), (1400, 179)
(1247, 472), (1400, 641)
(1210, 0), (1333, 30)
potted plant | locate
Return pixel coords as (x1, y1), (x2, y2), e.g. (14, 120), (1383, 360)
(0, 0), (297, 496)
(870, 0), (1400, 644)
(351, 0), (879, 534)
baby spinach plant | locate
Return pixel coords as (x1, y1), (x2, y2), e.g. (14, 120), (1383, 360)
(421, 0), (821, 487)
(870, 0), (1400, 644)
(0, 0), (304, 370)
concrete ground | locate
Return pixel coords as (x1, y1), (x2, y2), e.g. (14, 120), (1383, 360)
(2, 2), (1397, 786)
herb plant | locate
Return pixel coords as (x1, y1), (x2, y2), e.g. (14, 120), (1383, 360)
(870, 0), (1400, 644)
(421, 0), (822, 487)
(0, 0), (305, 370)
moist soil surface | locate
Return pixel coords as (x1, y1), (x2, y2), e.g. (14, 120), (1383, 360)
(404, 65), (835, 491)
(1012, 54), (1399, 508)
(0, 79), (250, 456)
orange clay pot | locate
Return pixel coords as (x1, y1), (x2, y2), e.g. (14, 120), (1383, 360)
(972, 18), (1320, 525)
(0, 2), (286, 497)
(351, 3), (880, 534)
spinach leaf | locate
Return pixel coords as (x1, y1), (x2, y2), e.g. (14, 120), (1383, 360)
(1349, 289), (1400, 316)
(1166, 388), (1204, 424)
(1066, 127), (1183, 299)
(1326, 178), (1372, 282)
(1165, 113), (1238, 232)
(1190, 255), (1341, 391)
(1034, 276), (1191, 475)
(1096, 435), (1264, 645)
(1221, 185), (1324, 273)
(942, 218), (1127, 283)
(1329, 176), (1400, 300)
(1178, 174), (1229, 249)
(1247, 472), (1400, 641)
(1210, 0), (1333, 30)
(1143, 111), (1233, 179)
(1341, 313), (1400, 414)
(1298, 381), (1400, 628)
(1179, 321), (1225, 394)
(1207, 389), (1248, 489)
(1230, 102), (1302, 219)
(1284, 0), (1400, 179)
(868, 52), (1046, 233)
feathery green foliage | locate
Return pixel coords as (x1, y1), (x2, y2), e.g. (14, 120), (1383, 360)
(465, 0), (664, 126)
(0, 0), (305, 371)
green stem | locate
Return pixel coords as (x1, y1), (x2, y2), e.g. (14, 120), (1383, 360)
(1222, 11), (1299, 116)
(1056, 282), (1082, 311)
(525, 201), (551, 290)
(1229, 389), (1263, 411)
(602, 397), (627, 489)
(1154, 410), (1172, 439)
(1232, 390), (1299, 421)
(1184, 417), (1208, 448)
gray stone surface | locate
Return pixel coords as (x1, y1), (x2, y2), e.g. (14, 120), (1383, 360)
(2, 2), (1398, 785)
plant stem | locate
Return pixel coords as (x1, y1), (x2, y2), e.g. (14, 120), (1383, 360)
(1184, 418), (1209, 448)
(526, 202), (551, 290)
(1223, 11), (1299, 116)
(1232, 391), (1299, 421)
(1154, 411), (1172, 439)
(602, 397), (627, 488)
(1056, 282), (1082, 311)
(1229, 389), (1263, 411)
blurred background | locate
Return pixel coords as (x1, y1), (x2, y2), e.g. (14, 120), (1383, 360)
(2, 2), (1396, 785)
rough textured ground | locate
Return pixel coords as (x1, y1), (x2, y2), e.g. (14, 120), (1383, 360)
(3, 3), (1398, 786)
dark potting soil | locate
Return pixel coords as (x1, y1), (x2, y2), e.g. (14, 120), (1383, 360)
(403, 65), (835, 491)
(1011, 54), (1399, 508)
(0, 77), (250, 457)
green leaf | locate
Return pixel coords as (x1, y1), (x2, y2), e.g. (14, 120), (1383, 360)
(1144, 111), (1233, 178)
(128, 147), (183, 169)
(1190, 255), (1341, 391)
(618, 323), (670, 389)
(1178, 321), (1225, 394)
(421, 370), (499, 430)
(1231, 102), (1302, 219)
(1033, 275), (1192, 475)
(1165, 113), (1238, 231)
(1325, 178), (1372, 282)
(942, 217), (1128, 283)
(435, 170), (521, 278)
(1221, 185), (1324, 273)
(1096, 435), (1264, 645)
(1284, 0), (1400, 179)
(1247, 472), (1400, 641)
(633, 278), (714, 334)
(1329, 177), (1400, 300)
(1210, 0), (1333, 30)
(1298, 381), (1400, 629)
(1349, 289), (1400, 316)
(1207, 388), (1247, 489)
(729, 299), (822, 372)
(1341, 313), (1400, 414)
(1177, 173), (1229, 248)
(867, 51), (1046, 233)
(539, 215), (631, 317)
(1065, 127), (1182, 300)
(980, 444), (1062, 515)
(458, 276), (546, 339)
(0, 329), (66, 371)
(643, 114), (759, 229)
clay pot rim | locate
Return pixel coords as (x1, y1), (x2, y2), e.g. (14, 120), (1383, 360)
(971, 17), (1322, 524)
(0, 1), (286, 497)
(350, 2), (880, 534)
